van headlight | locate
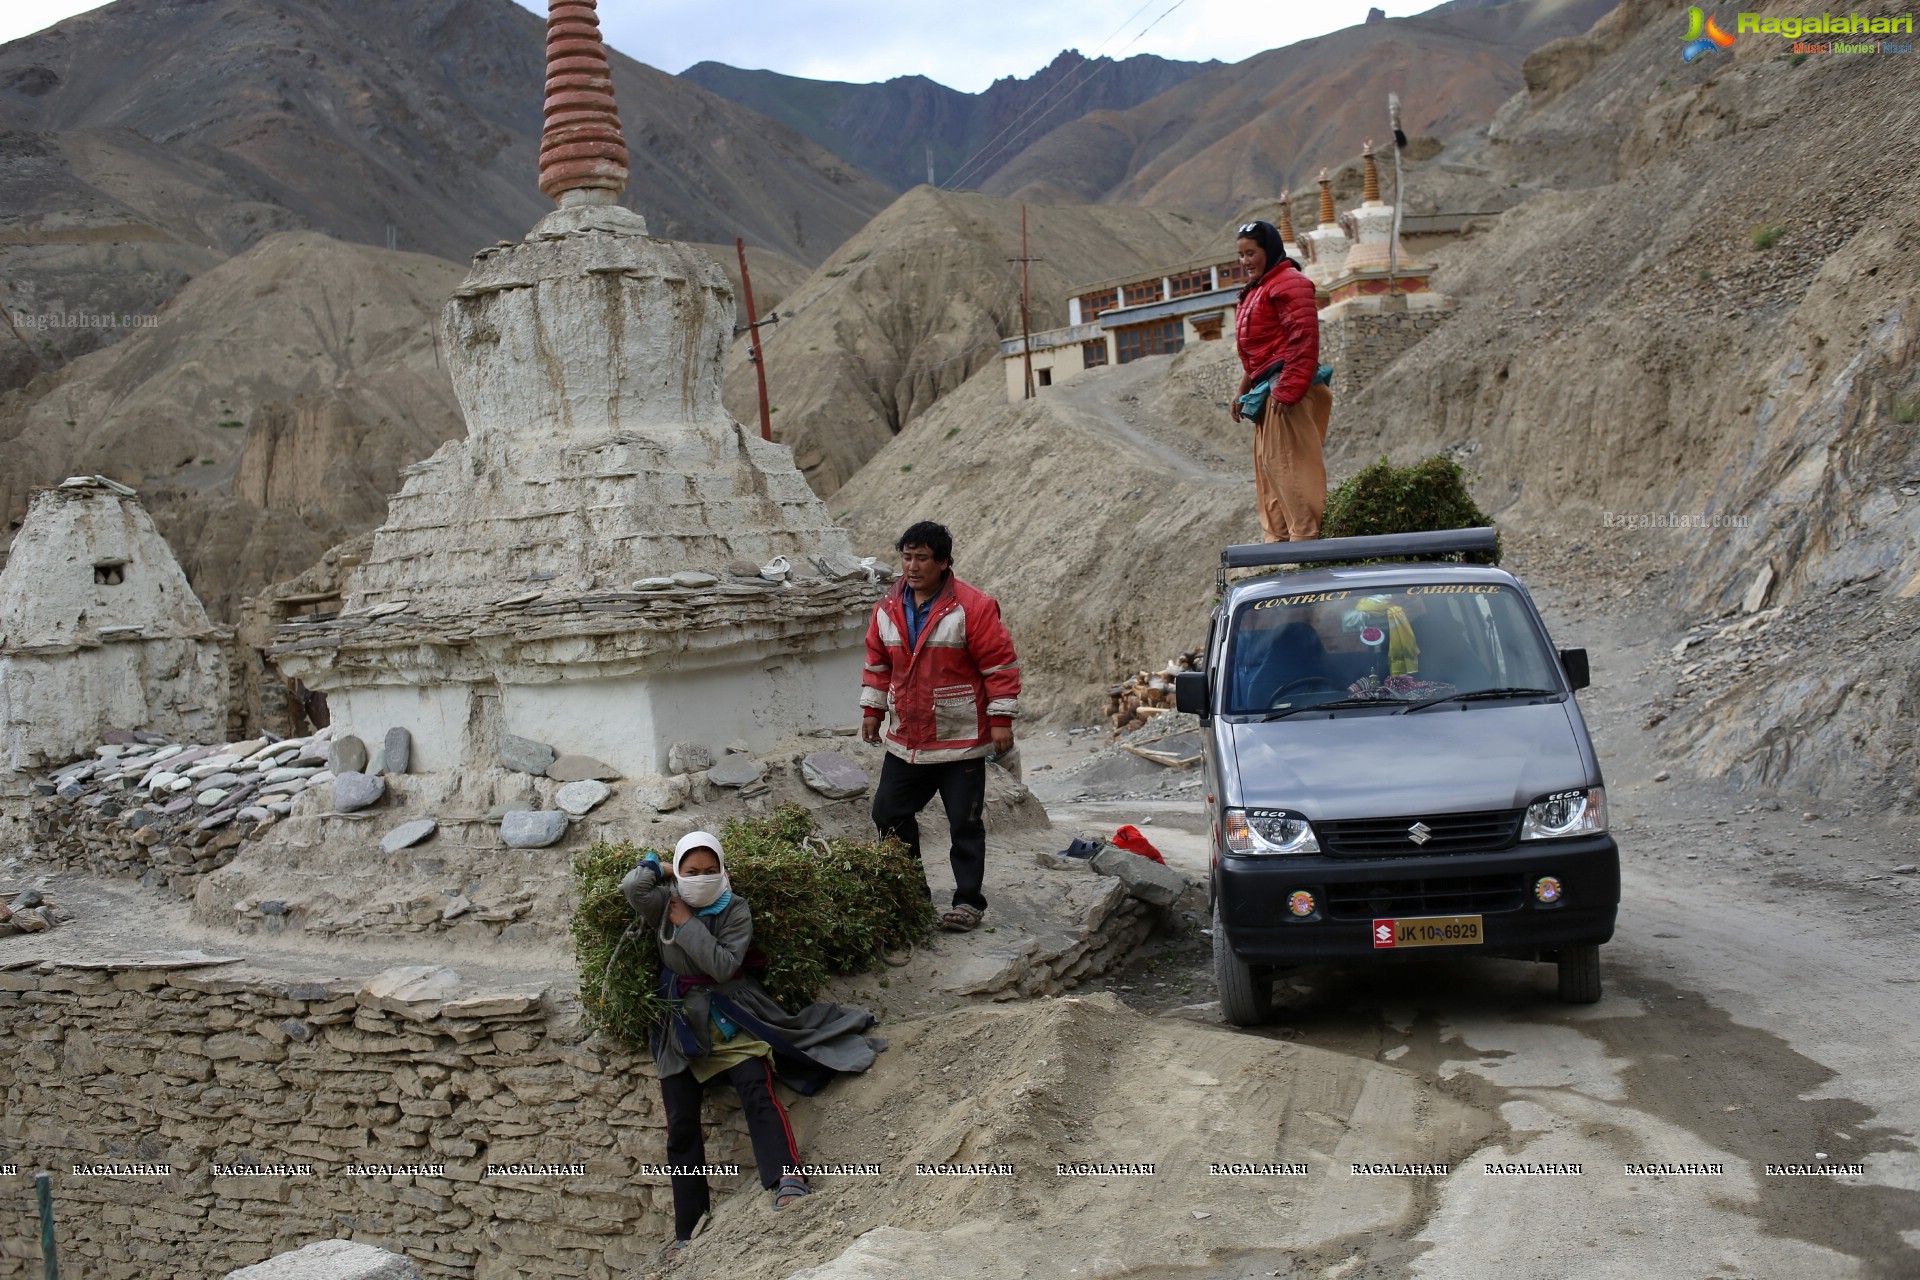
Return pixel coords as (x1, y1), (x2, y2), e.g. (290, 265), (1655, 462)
(1521, 787), (1607, 839)
(1224, 808), (1320, 855)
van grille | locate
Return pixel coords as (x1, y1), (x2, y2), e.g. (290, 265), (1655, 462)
(1316, 809), (1524, 857)
(1324, 874), (1527, 920)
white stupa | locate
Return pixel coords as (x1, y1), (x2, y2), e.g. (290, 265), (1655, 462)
(0, 478), (229, 791)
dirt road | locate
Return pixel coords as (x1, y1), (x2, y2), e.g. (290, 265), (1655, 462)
(1024, 569), (1920, 1279)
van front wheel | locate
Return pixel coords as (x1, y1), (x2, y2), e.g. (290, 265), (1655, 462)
(1213, 899), (1273, 1025)
(1556, 944), (1602, 1004)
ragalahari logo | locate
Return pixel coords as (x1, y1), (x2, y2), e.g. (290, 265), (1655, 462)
(1683, 6), (1737, 60)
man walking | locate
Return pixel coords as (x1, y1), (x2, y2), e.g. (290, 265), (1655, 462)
(860, 521), (1021, 932)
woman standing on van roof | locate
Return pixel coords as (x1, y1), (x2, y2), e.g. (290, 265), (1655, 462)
(1230, 219), (1333, 542)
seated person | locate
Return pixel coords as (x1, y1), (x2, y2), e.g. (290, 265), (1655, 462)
(1234, 618), (1333, 708)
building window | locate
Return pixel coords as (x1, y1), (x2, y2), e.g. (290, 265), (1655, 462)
(1083, 341), (1109, 369)
(1122, 280), (1161, 307)
(1036, 368), (1053, 387)
(1113, 318), (1184, 365)
(1169, 269), (1214, 299)
(93, 562), (126, 586)
(1077, 288), (1117, 319)
(1219, 261), (1251, 286)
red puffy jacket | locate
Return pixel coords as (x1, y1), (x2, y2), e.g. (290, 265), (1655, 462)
(860, 573), (1021, 764)
(1234, 259), (1319, 406)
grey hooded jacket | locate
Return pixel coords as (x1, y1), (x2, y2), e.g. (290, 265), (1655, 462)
(619, 861), (880, 1080)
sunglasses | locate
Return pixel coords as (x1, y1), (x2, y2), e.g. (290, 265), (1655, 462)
(1238, 223), (1260, 235)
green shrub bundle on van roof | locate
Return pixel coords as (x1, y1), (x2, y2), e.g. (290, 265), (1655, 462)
(1321, 454), (1500, 564)
(571, 806), (934, 1052)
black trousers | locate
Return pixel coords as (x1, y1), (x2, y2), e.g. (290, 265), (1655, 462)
(658, 1057), (801, 1241)
(871, 753), (988, 911)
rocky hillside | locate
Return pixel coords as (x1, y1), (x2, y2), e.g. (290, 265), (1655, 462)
(682, 50), (1218, 193)
(0, 232), (466, 617)
(725, 186), (1220, 497)
(0, 0), (892, 404)
(981, 0), (1616, 215)
(0, 0), (890, 265)
(829, 340), (1254, 720)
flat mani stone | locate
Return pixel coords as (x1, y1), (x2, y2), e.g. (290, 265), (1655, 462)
(707, 757), (764, 788)
(380, 818), (438, 854)
(666, 741), (713, 775)
(332, 771), (386, 813)
(671, 571), (719, 588)
(801, 751), (870, 799)
(501, 809), (569, 848)
(328, 735), (369, 775)
(633, 577), (677, 591)
(383, 727), (412, 775)
(546, 753), (618, 782)
(555, 780), (611, 816)
(499, 734), (557, 776)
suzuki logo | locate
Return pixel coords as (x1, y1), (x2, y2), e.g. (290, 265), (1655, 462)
(1407, 822), (1433, 845)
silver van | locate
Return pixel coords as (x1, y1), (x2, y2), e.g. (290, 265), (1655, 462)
(1176, 529), (1619, 1024)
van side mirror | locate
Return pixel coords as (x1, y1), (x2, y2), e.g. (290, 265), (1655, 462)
(1175, 671), (1210, 716)
(1559, 648), (1590, 691)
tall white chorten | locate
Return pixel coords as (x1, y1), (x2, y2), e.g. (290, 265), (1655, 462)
(272, 0), (878, 777)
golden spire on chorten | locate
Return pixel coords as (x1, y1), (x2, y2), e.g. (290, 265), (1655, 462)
(1317, 168), (1336, 226)
(1362, 140), (1381, 204)
(1278, 189), (1296, 243)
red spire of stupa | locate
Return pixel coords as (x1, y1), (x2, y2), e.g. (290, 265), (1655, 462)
(538, 0), (629, 204)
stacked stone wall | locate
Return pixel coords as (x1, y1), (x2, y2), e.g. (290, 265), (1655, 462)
(0, 962), (725, 1278)
(1318, 302), (1458, 402)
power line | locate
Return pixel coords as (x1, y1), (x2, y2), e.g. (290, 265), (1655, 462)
(941, 0), (1187, 192)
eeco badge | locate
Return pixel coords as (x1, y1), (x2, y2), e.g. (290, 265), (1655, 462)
(1373, 920), (1396, 949)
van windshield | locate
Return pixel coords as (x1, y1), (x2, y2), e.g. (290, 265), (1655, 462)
(1224, 583), (1562, 715)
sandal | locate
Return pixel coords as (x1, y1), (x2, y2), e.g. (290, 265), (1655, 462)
(939, 904), (984, 932)
(774, 1174), (810, 1209)
(663, 1239), (690, 1261)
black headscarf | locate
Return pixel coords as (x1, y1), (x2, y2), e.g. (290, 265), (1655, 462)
(1235, 220), (1293, 300)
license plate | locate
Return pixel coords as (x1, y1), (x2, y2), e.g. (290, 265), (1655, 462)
(1372, 915), (1483, 949)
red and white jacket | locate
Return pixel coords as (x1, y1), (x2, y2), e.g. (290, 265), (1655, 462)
(1234, 258), (1319, 406)
(860, 573), (1021, 764)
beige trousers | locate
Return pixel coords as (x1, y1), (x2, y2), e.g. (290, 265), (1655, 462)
(1253, 384), (1333, 542)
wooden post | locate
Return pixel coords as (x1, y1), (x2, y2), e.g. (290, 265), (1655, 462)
(737, 237), (773, 440)
(1020, 205), (1034, 400)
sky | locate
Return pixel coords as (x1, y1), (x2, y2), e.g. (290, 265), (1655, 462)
(1, 0), (1396, 93)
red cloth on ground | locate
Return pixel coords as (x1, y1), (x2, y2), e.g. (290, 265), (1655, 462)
(1111, 825), (1166, 864)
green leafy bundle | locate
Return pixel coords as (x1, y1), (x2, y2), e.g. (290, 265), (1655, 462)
(571, 806), (936, 1052)
(1321, 454), (1500, 564)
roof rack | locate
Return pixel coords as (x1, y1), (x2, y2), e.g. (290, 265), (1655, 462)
(1220, 528), (1497, 586)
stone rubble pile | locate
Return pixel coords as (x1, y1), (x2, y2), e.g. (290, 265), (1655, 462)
(24, 727), (356, 891)
(0, 886), (72, 936)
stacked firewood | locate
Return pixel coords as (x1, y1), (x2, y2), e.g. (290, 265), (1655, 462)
(1105, 652), (1202, 733)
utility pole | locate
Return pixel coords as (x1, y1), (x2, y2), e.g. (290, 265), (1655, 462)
(1388, 93), (1405, 297)
(735, 238), (776, 440)
(1008, 205), (1045, 400)
(926, 144), (935, 186)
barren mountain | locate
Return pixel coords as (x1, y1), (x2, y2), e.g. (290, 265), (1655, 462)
(0, 232), (466, 617)
(0, 0), (891, 402)
(0, 0), (890, 266)
(682, 49), (1218, 193)
(827, 0), (1920, 806)
(830, 343), (1254, 719)
(981, 0), (1616, 215)
(1325, 0), (1920, 803)
(724, 186), (1220, 497)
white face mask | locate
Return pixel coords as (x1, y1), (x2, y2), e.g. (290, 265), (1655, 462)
(676, 872), (728, 909)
